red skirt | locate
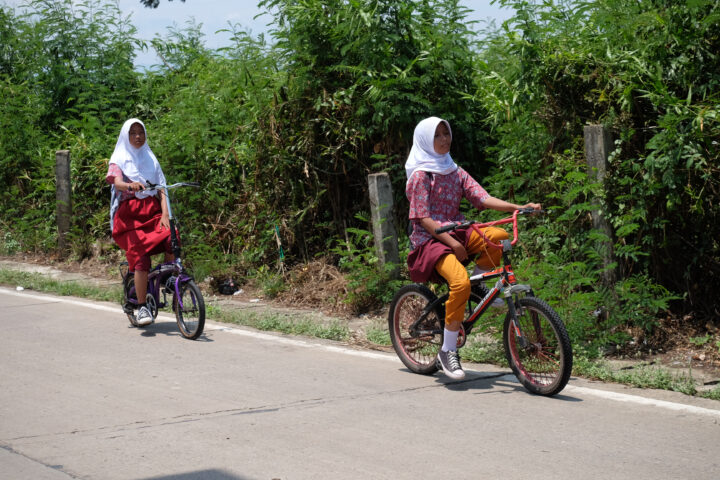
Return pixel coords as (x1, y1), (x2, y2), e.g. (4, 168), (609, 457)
(112, 196), (171, 272)
(407, 228), (474, 284)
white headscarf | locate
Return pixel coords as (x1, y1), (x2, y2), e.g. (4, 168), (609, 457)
(109, 118), (165, 199)
(404, 116), (458, 180)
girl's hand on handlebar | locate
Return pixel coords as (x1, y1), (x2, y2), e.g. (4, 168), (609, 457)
(520, 203), (542, 214)
(126, 181), (146, 192)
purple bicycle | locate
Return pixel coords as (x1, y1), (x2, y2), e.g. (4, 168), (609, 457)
(120, 181), (205, 340)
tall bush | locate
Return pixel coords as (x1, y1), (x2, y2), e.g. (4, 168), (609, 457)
(256, 0), (489, 260)
(473, 0), (720, 325)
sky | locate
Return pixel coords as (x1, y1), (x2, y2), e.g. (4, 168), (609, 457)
(2, 0), (515, 69)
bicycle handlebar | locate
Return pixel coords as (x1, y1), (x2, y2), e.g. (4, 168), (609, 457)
(144, 181), (201, 192)
(434, 208), (542, 248)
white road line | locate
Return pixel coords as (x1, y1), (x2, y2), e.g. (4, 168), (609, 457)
(3, 287), (719, 418)
(564, 384), (720, 419)
(205, 321), (396, 361)
(1, 287), (121, 313)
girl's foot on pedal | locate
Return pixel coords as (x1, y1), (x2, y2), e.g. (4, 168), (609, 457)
(437, 350), (465, 380)
(136, 306), (153, 326)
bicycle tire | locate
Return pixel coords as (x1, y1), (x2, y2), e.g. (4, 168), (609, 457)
(174, 279), (205, 340)
(503, 296), (572, 396)
(123, 274), (139, 327)
(388, 284), (443, 375)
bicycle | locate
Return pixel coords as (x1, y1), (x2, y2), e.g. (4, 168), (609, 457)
(388, 208), (573, 396)
(119, 181), (206, 340)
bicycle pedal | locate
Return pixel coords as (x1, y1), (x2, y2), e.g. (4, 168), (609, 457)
(456, 326), (467, 348)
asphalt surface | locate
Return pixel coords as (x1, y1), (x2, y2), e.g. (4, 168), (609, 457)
(1, 287), (719, 480)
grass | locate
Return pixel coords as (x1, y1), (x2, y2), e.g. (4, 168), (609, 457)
(0, 269), (123, 303)
(572, 357), (698, 395)
(205, 301), (350, 341)
(699, 385), (720, 401)
(462, 338), (507, 365)
(365, 326), (391, 346)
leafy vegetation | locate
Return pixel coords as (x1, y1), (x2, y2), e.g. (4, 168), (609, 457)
(1, 0), (718, 360)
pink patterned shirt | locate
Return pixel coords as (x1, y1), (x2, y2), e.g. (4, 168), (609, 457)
(106, 163), (135, 202)
(406, 167), (490, 249)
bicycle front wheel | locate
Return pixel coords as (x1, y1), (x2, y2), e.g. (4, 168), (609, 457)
(174, 280), (205, 340)
(388, 284), (443, 375)
(503, 296), (572, 396)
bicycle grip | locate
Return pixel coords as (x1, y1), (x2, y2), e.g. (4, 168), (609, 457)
(434, 223), (457, 235)
(518, 207), (543, 215)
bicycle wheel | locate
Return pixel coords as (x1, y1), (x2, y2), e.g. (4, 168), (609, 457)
(123, 274), (138, 327)
(388, 284), (443, 375)
(503, 296), (572, 396)
(174, 279), (205, 340)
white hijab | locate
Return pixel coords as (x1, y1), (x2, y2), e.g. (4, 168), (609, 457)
(109, 118), (164, 199)
(404, 116), (458, 180)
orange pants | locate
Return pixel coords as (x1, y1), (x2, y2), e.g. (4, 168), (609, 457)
(434, 227), (508, 329)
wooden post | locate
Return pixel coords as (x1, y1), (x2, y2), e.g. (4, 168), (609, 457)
(584, 125), (617, 288)
(55, 150), (72, 258)
(368, 172), (400, 278)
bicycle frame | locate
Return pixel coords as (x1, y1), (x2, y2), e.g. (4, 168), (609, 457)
(120, 181), (200, 313)
(408, 209), (538, 342)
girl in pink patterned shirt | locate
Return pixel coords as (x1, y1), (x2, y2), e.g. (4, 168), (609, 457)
(405, 116), (541, 380)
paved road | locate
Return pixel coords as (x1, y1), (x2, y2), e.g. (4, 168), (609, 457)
(1, 287), (719, 480)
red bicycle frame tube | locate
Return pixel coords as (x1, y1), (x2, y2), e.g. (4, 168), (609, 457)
(471, 210), (521, 249)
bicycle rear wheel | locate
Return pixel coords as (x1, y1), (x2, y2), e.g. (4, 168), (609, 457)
(503, 297), (572, 396)
(174, 280), (205, 340)
(388, 284), (443, 375)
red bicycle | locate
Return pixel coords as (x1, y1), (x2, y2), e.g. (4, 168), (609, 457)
(388, 208), (572, 396)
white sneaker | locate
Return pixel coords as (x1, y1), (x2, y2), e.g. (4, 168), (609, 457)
(437, 350), (466, 380)
(136, 306), (153, 326)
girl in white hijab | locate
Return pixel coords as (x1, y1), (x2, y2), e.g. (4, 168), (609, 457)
(405, 116), (541, 380)
(405, 116), (458, 180)
(106, 118), (172, 326)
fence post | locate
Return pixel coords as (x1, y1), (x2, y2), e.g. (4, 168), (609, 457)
(584, 125), (617, 289)
(368, 172), (400, 278)
(55, 150), (72, 258)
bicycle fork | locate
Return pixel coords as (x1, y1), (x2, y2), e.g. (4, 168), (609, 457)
(504, 283), (534, 348)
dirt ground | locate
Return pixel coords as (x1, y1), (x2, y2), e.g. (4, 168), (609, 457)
(2, 251), (719, 380)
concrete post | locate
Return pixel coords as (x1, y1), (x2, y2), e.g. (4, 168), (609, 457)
(368, 173), (400, 278)
(55, 150), (72, 258)
(584, 125), (617, 288)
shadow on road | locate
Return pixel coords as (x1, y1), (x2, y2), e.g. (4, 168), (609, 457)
(140, 469), (251, 480)
(435, 371), (583, 402)
(129, 321), (214, 342)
